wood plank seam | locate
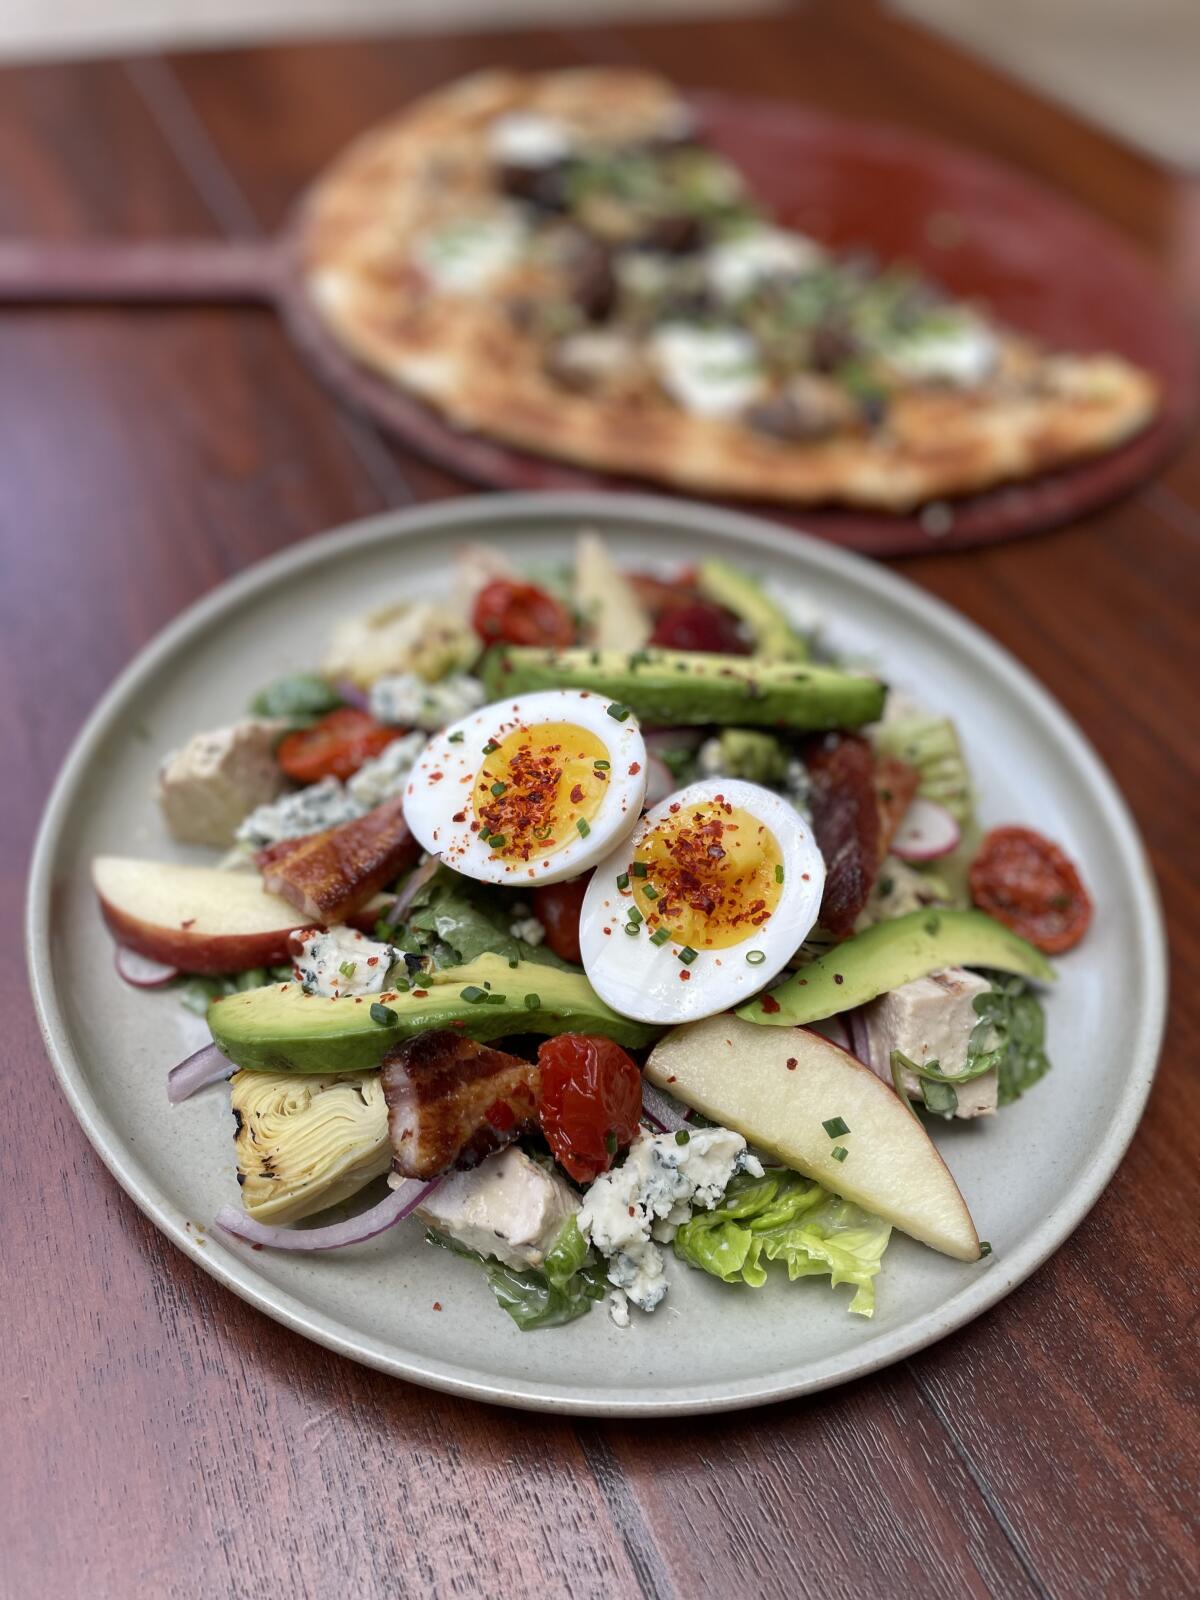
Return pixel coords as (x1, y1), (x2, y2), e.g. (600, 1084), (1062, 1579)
(574, 1429), (681, 1600)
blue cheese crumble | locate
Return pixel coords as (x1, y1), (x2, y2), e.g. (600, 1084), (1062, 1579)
(368, 671), (486, 730)
(578, 1128), (763, 1322)
(236, 776), (362, 849)
(346, 730), (425, 807)
(292, 925), (397, 998)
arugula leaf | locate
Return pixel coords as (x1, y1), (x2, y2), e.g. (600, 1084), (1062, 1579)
(674, 1168), (891, 1316)
(393, 867), (573, 971)
(426, 1217), (606, 1331)
(973, 973), (1052, 1106)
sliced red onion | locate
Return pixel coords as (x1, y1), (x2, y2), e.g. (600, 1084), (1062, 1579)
(115, 946), (179, 988)
(213, 1176), (441, 1252)
(892, 797), (960, 861)
(643, 754), (676, 808)
(816, 1015), (850, 1052)
(383, 852), (442, 926)
(844, 1008), (881, 1077)
(641, 1080), (693, 1133)
(334, 678), (370, 710)
(167, 1042), (233, 1103)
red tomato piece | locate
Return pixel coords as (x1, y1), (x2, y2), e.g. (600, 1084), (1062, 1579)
(969, 826), (1093, 954)
(649, 601), (749, 655)
(472, 579), (575, 648)
(276, 708), (400, 784)
(530, 875), (590, 965)
(536, 1034), (643, 1184)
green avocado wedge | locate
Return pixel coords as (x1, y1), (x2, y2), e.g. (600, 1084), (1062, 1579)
(694, 558), (809, 661)
(737, 909), (1055, 1027)
(481, 646), (883, 730)
(210, 953), (661, 1073)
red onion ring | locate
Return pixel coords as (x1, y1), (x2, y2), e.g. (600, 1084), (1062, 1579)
(640, 1081), (693, 1133)
(845, 1008), (880, 1076)
(381, 853), (442, 926)
(167, 1043), (233, 1104)
(334, 678), (370, 710)
(213, 1176), (441, 1251)
(115, 946), (179, 988)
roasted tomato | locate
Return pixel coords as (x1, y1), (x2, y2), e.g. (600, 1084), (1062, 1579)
(472, 579), (575, 648)
(276, 708), (398, 784)
(649, 601), (749, 655)
(536, 1034), (643, 1184)
(531, 875), (590, 965)
(969, 826), (1093, 954)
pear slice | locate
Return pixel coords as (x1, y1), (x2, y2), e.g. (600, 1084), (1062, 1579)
(645, 1015), (981, 1261)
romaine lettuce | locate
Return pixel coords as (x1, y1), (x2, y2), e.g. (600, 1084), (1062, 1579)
(673, 1169), (891, 1316)
(387, 868), (572, 971)
(426, 1217), (607, 1331)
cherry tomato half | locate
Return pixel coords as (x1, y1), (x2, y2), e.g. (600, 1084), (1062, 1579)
(472, 579), (575, 648)
(969, 825), (1093, 954)
(536, 1034), (643, 1184)
(649, 601), (749, 655)
(531, 875), (590, 965)
(276, 707), (400, 785)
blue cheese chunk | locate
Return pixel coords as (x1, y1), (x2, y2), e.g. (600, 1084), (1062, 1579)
(346, 731), (426, 808)
(236, 776), (363, 849)
(416, 1148), (579, 1272)
(368, 672), (486, 731)
(578, 1128), (762, 1319)
(292, 925), (397, 998)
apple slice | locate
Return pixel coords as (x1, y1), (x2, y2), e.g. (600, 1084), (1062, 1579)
(646, 1014), (981, 1260)
(93, 856), (311, 975)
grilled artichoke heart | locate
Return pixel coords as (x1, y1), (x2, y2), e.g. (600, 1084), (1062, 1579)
(231, 1070), (389, 1224)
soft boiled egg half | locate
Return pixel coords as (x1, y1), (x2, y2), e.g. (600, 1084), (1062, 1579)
(579, 778), (825, 1024)
(403, 689), (647, 886)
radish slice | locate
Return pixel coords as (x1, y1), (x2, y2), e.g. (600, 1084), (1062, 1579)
(643, 754), (676, 809)
(115, 946), (179, 988)
(213, 1177), (440, 1252)
(891, 797), (960, 861)
(167, 1043), (232, 1103)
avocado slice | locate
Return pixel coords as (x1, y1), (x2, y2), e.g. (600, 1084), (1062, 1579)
(482, 646), (884, 730)
(209, 953), (661, 1073)
(736, 908), (1054, 1026)
(695, 558), (809, 661)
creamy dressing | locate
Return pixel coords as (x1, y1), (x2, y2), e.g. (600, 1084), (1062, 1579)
(885, 316), (998, 386)
(650, 324), (765, 418)
(487, 112), (574, 168)
(293, 926), (397, 999)
(705, 226), (823, 300)
(414, 210), (526, 293)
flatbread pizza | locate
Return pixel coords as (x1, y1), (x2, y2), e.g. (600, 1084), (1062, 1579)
(302, 68), (1158, 511)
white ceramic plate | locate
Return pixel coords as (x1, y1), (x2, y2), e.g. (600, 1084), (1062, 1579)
(26, 493), (1165, 1415)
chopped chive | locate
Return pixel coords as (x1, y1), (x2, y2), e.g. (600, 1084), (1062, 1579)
(822, 1116), (850, 1139)
(483, 981), (492, 990)
(533, 823), (552, 840)
(616, 871), (630, 891)
(674, 1129), (690, 1146)
(831, 1145), (848, 1163)
(448, 731), (464, 743)
(594, 759), (611, 771)
(631, 862), (648, 878)
(393, 978), (411, 993)
(624, 923), (640, 936)
(606, 703), (631, 722)
(576, 818), (591, 837)
(490, 781), (507, 797)
(775, 864), (785, 883)
(459, 985), (488, 1004)
(605, 1130), (618, 1155)
(650, 927), (670, 946)
(627, 906), (643, 925)
(642, 884), (659, 901)
(979, 1241), (993, 1257)
(369, 1002), (396, 1025)
(507, 957), (519, 969)
(338, 960), (357, 979)
(482, 740), (499, 754)
(678, 946), (698, 965)
(524, 993), (541, 1010)
(477, 825), (490, 842)
(488, 834), (507, 849)
(484, 992), (507, 1005)
(746, 950), (766, 965)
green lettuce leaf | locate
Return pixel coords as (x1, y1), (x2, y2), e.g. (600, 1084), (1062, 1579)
(973, 974), (1052, 1105)
(426, 1217), (606, 1332)
(390, 867), (572, 971)
(673, 1169), (891, 1316)
(249, 672), (342, 722)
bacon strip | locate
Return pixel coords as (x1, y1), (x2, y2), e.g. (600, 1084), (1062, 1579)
(874, 754), (920, 862)
(381, 1030), (540, 1180)
(261, 794), (419, 923)
(803, 732), (881, 938)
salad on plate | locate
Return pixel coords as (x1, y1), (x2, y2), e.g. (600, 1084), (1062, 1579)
(91, 534), (1092, 1332)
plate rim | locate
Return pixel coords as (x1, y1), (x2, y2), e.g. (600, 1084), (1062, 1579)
(25, 490), (1168, 1416)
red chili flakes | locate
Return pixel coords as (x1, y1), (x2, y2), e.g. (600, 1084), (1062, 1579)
(412, 989), (428, 998)
(180, 918), (195, 930)
(432, 1302), (443, 1312)
(629, 761), (641, 775)
(474, 731), (566, 861)
(570, 783), (584, 804)
(452, 810), (466, 823)
(834, 974), (844, 985)
(429, 772), (443, 783)
(760, 993), (781, 1014)
(786, 1058), (797, 1070)
(679, 969), (691, 981)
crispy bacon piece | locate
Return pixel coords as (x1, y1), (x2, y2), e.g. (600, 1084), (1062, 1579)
(874, 754), (920, 862)
(803, 732), (881, 938)
(261, 794), (419, 923)
(381, 1030), (540, 1180)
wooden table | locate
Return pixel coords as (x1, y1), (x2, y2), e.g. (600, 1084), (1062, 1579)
(4, 5), (1197, 1596)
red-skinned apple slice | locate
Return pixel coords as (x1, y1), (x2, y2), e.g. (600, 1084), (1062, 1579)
(646, 1013), (980, 1260)
(93, 857), (388, 975)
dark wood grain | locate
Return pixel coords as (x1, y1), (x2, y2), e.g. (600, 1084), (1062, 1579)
(3, 7), (1198, 1599)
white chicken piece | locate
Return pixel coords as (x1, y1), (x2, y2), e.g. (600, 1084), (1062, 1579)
(156, 719), (286, 847)
(414, 1148), (579, 1271)
(861, 967), (997, 1118)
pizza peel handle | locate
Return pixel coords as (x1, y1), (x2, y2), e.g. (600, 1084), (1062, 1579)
(0, 237), (284, 303)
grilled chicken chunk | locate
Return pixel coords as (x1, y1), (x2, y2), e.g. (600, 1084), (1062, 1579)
(261, 793), (419, 923)
(381, 1030), (541, 1180)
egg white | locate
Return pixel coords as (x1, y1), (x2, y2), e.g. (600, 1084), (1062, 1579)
(403, 689), (647, 887)
(579, 778), (825, 1024)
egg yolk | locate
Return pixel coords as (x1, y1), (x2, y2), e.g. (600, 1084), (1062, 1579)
(472, 721), (610, 861)
(630, 797), (783, 949)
